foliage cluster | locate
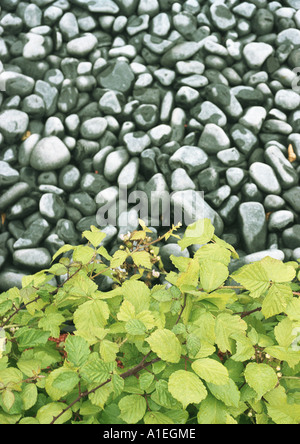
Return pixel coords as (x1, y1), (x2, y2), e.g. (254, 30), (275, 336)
(0, 219), (300, 424)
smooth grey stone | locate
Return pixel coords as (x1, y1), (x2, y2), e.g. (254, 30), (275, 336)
(44, 116), (64, 138)
(34, 80), (58, 117)
(0, 71), (34, 97)
(283, 187), (300, 213)
(148, 125), (172, 146)
(239, 106), (267, 134)
(56, 218), (79, 245)
(59, 165), (81, 192)
(198, 124), (231, 154)
(238, 202), (267, 254)
(230, 124), (258, 156)
(118, 157), (139, 189)
(57, 85), (78, 114)
(252, 8), (274, 35)
(262, 119), (293, 135)
(44, 69), (65, 89)
(160, 243), (190, 272)
(30, 136), (71, 171)
(18, 134), (41, 168)
(151, 12), (171, 37)
(0, 161), (19, 187)
(70, 0), (119, 13)
(80, 118), (108, 140)
(0, 267), (29, 291)
(171, 168), (196, 192)
(249, 162), (281, 195)
(233, 2), (257, 18)
(66, 33), (98, 57)
(44, 233), (65, 257)
(293, 248), (300, 261)
(133, 104), (159, 131)
(288, 134), (300, 158)
(76, 216), (98, 232)
(217, 148), (245, 167)
(22, 94), (45, 116)
(0, 109), (29, 143)
(126, 14), (150, 36)
(24, 4), (42, 28)
(283, 225), (300, 249)
(161, 42), (200, 67)
(6, 197), (38, 221)
(171, 190), (224, 237)
(226, 168), (247, 193)
(0, 182), (30, 212)
(219, 195), (240, 226)
(59, 12), (79, 40)
(170, 146), (209, 176)
(265, 145), (298, 189)
(38, 171), (58, 186)
(39, 185), (64, 195)
(268, 210), (294, 232)
(44, 6), (64, 25)
(198, 168), (220, 193)
(275, 90), (300, 111)
(285, 0), (300, 8)
(206, 185), (231, 209)
(210, 3), (236, 30)
(104, 150), (130, 182)
(264, 194), (286, 212)
(93, 146), (114, 173)
(153, 68), (175, 86)
(173, 12), (197, 39)
(13, 248), (51, 270)
(176, 86), (200, 107)
(0, 13), (23, 33)
(23, 33), (52, 61)
(95, 186), (118, 211)
(99, 90), (124, 114)
(193, 101), (227, 127)
(98, 61), (135, 94)
(117, 208), (140, 240)
(81, 172), (110, 196)
(277, 29), (300, 46)
(13, 218), (51, 250)
(243, 42), (273, 69)
(39, 193), (65, 222)
(140, 149), (158, 178)
(69, 191), (97, 217)
(144, 173), (169, 224)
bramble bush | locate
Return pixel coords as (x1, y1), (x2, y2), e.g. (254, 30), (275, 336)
(1, 218), (300, 425)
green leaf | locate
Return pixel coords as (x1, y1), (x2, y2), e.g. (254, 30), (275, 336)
(52, 244), (75, 262)
(244, 363), (278, 400)
(45, 367), (79, 401)
(260, 256), (296, 283)
(178, 219), (215, 250)
(83, 226), (107, 247)
(230, 332), (255, 362)
(274, 318), (295, 348)
(207, 379), (240, 408)
(100, 340), (119, 363)
(146, 329), (181, 363)
(144, 412), (174, 424)
(36, 402), (72, 424)
(125, 319), (147, 336)
(131, 251), (153, 269)
(74, 299), (110, 344)
(111, 374), (124, 398)
(80, 358), (111, 385)
(15, 328), (50, 349)
(286, 298), (300, 321)
(1, 390), (15, 411)
(168, 370), (207, 409)
(111, 250), (129, 268)
(176, 258), (200, 290)
(122, 280), (151, 314)
(199, 260), (229, 292)
(262, 283), (293, 319)
(232, 262), (270, 299)
(20, 384), (38, 411)
(38, 313), (65, 338)
(192, 358), (229, 386)
(118, 395), (147, 424)
(264, 346), (300, 369)
(195, 243), (232, 266)
(139, 373), (154, 392)
(72, 245), (95, 265)
(197, 394), (228, 424)
(65, 335), (90, 367)
(264, 386), (300, 425)
(215, 313), (247, 353)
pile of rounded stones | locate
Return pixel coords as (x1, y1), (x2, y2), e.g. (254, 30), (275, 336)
(0, 0), (300, 290)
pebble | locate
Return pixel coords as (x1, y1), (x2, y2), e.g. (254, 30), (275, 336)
(170, 146), (209, 176)
(243, 42), (273, 69)
(249, 162), (281, 195)
(265, 146), (299, 190)
(198, 124), (231, 154)
(238, 202), (267, 254)
(268, 210), (294, 232)
(13, 248), (51, 270)
(30, 136), (71, 171)
(0, 109), (29, 142)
